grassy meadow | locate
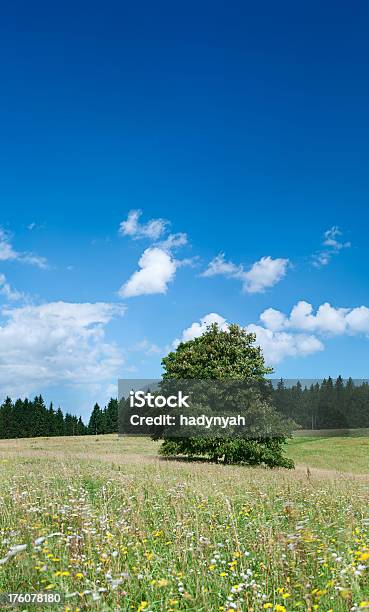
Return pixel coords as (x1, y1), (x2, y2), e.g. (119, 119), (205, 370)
(0, 435), (369, 611)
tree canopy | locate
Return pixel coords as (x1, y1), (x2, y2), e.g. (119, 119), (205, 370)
(162, 323), (272, 380)
(159, 323), (294, 468)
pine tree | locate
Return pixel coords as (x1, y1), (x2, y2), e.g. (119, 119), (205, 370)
(105, 398), (118, 433)
(77, 416), (86, 435)
(55, 407), (65, 436)
(88, 403), (104, 435)
(1, 397), (14, 438)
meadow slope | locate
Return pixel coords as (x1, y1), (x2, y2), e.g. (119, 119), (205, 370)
(0, 435), (368, 611)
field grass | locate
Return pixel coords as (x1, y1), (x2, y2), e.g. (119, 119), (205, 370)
(0, 435), (368, 611)
(287, 436), (369, 474)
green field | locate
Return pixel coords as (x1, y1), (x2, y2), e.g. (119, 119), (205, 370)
(0, 435), (368, 611)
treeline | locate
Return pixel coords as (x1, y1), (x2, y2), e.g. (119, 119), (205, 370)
(2, 377), (369, 439)
(271, 376), (369, 429)
(0, 396), (119, 439)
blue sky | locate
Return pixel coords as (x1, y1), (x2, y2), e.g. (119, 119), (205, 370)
(1, 1), (369, 418)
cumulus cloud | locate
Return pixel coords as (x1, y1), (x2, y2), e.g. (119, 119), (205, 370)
(0, 227), (48, 269)
(119, 247), (177, 298)
(243, 256), (289, 294)
(173, 313), (228, 347)
(172, 311), (323, 364)
(119, 211), (191, 298)
(345, 306), (369, 333)
(0, 301), (124, 397)
(259, 301), (369, 336)
(119, 210), (168, 240)
(313, 226), (351, 267)
(203, 253), (289, 294)
(174, 300), (369, 366)
(245, 324), (324, 364)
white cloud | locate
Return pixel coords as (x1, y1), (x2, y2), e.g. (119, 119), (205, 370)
(345, 306), (369, 333)
(0, 229), (17, 261)
(203, 253), (289, 294)
(157, 232), (188, 251)
(0, 274), (24, 302)
(245, 324), (324, 364)
(260, 307), (288, 331)
(20, 253), (48, 268)
(243, 256), (289, 294)
(0, 227), (48, 269)
(313, 226), (351, 267)
(0, 301), (124, 397)
(173, 313), (228, 347)
(202, 253), (241, 278)
(119, 210), (168, 240)
(289, 301), (348, 334)
(118, 212), (190, 297)
(259, 300), (369, 336)
(119, 247), (176, 298)
(173, 311), (323, 364)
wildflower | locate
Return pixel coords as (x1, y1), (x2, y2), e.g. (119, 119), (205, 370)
(0, 544), (27, 565)
(138, 603), (148, 612)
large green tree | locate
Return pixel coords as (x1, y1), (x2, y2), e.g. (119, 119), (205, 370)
(158, 323), (294, 468)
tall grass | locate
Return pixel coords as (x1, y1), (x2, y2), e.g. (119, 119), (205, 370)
(0, 435), (368, 611)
